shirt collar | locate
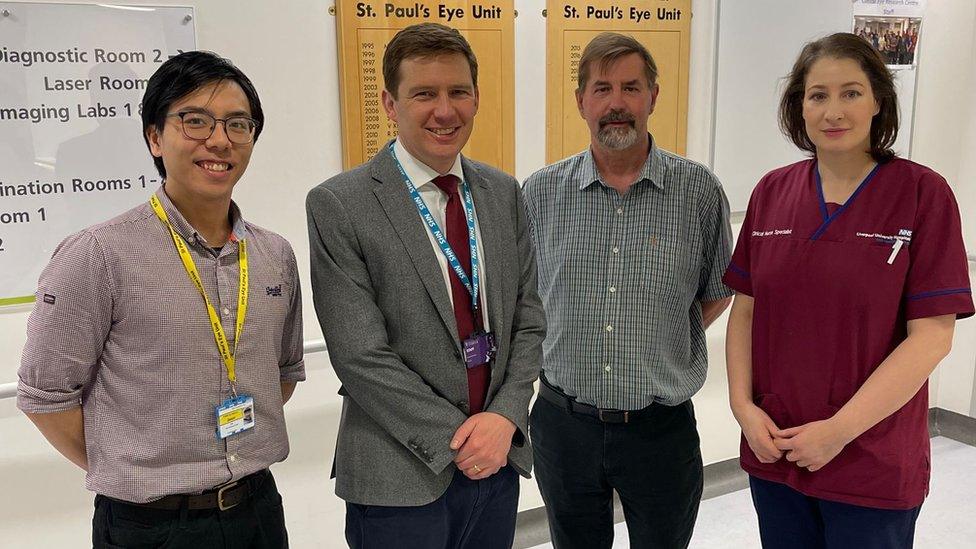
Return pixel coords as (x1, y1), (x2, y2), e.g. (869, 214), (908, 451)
(393, 138), (464, 189)
(154, 184), (248, 246)
(579, 134), (665, 191)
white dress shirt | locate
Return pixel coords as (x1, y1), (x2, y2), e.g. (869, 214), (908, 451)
(392, 139), (490, 331)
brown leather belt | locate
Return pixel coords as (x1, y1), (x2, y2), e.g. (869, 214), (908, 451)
(120, 469), (268, 511)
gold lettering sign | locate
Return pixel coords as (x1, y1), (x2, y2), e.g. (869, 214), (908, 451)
(336, 1), (516, 173)
(546, 0), (692, 163)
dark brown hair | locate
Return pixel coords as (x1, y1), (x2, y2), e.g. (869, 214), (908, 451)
(382, 23), (478, 98)
(577, 32), (658, 92)
(779, 32), (898, 162)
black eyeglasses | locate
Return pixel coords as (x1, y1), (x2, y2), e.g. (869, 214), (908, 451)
(167, 111), (259, 144)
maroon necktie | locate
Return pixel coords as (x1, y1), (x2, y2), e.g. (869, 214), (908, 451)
(431, 174), (489, 414)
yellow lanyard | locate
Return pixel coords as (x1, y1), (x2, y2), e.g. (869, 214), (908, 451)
(150, 195), (248, 393)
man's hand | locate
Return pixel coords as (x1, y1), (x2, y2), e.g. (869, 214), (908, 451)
(732, 403), (783, 464)
(451, 412), (517, 480)
(773, 419), (850, 472)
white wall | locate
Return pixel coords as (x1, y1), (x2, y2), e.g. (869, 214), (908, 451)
(1, 0), (975, 546)
(712, 0), (853, 212)
(905, 0), (976, 415)
(956, 13), (976, 253)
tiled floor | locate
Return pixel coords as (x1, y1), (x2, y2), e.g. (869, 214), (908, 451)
(529, 437), (976, 548)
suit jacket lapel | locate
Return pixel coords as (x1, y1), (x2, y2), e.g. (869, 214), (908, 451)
(463, 159), (506, 344)
(371, 148), (461, 346)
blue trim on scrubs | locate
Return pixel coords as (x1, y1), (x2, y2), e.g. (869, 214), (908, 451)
(815, 171), (830, 222)
(810, 163), (882, 241)
(728, 263), (750, 279)
(907, 287), (972, 301)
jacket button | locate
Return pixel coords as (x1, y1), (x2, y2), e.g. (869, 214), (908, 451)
(457, 400), (468, 409)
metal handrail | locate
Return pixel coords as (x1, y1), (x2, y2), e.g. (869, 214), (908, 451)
(4, 254), (976, 400)
(0, 338), (327, 401)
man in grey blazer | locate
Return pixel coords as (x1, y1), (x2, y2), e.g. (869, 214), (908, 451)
(306, 23), (545, 549)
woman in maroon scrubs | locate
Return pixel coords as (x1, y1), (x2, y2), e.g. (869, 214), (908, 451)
(723, 33), (973, 548)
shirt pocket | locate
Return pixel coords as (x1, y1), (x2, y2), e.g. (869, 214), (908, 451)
(836, 238), (911, 339)
(637, 223), (697, 299)
(840, 237), (910, 290)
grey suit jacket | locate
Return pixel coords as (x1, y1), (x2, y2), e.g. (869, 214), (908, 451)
(306, 145), (546, 506)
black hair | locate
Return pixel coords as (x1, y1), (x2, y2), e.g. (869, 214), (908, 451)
(141, 51), (264, 178)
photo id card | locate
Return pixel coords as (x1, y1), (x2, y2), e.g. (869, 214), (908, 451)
(215, 395), (255, 440)
(463, 331), (497, 368)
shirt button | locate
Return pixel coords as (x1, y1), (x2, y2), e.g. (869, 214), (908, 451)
(605, 324), (613, 332)
(604, 364), (611, 373)
(612, 246), (620, 254)
(616, 207), (624, 215)
(228, 454), (238, 463)
(222, 307), (230, 317)
(609, 286), (616, 293)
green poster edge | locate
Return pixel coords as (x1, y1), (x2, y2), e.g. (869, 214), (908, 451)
(0, 295), (35, 306)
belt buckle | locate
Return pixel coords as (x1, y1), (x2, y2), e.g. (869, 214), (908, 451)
(597, 409), (629, 423)
(217, 481), (240, 511)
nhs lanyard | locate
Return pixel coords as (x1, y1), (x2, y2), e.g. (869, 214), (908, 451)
(150, 195), (248, 395)
(390, 144), (480, 310)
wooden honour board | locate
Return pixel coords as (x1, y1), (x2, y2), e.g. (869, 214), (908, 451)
(546, 0), (692, 163)
(335, 1), (515, 172)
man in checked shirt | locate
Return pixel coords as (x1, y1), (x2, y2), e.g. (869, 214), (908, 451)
(17, 52), (304, 548)
(522, 33), (733, 549)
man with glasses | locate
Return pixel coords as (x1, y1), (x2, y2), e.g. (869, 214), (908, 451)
(18, 51), (304, 548)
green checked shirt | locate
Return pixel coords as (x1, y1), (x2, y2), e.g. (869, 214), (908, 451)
(522, 140), (733, 409)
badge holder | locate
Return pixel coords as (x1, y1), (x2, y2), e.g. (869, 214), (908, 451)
(216, 394), (255, 440)
(463, 331), (497, 368)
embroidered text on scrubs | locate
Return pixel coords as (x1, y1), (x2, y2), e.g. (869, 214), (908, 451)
(752, 229), (793, 237)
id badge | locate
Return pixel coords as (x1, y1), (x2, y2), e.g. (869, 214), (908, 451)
(463, 331), (497, 368)
(215, 395), (255, 440)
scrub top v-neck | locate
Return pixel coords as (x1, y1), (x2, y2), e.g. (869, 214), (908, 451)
(723, 157), (974, 510)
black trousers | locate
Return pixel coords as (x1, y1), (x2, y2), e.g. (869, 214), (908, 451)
(345, 466), (519, 549)
(92, 470), (288, 549)
(530, 391), (704, 549)
(749, 475), (922, 549)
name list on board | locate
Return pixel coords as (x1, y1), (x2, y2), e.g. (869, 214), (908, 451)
(335, 1), (516, 172)
(545, 0), (692, 163)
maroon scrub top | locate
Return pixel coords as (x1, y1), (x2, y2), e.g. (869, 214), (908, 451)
(723, 158), (974, 510)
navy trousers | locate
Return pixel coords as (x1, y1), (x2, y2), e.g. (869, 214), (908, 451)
(530, 390), (704, 549)
(345, 465), (519, 549)
(749, 475), (922, 549)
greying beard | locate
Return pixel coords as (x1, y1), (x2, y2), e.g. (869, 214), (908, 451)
(598, 125), (639, 150)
